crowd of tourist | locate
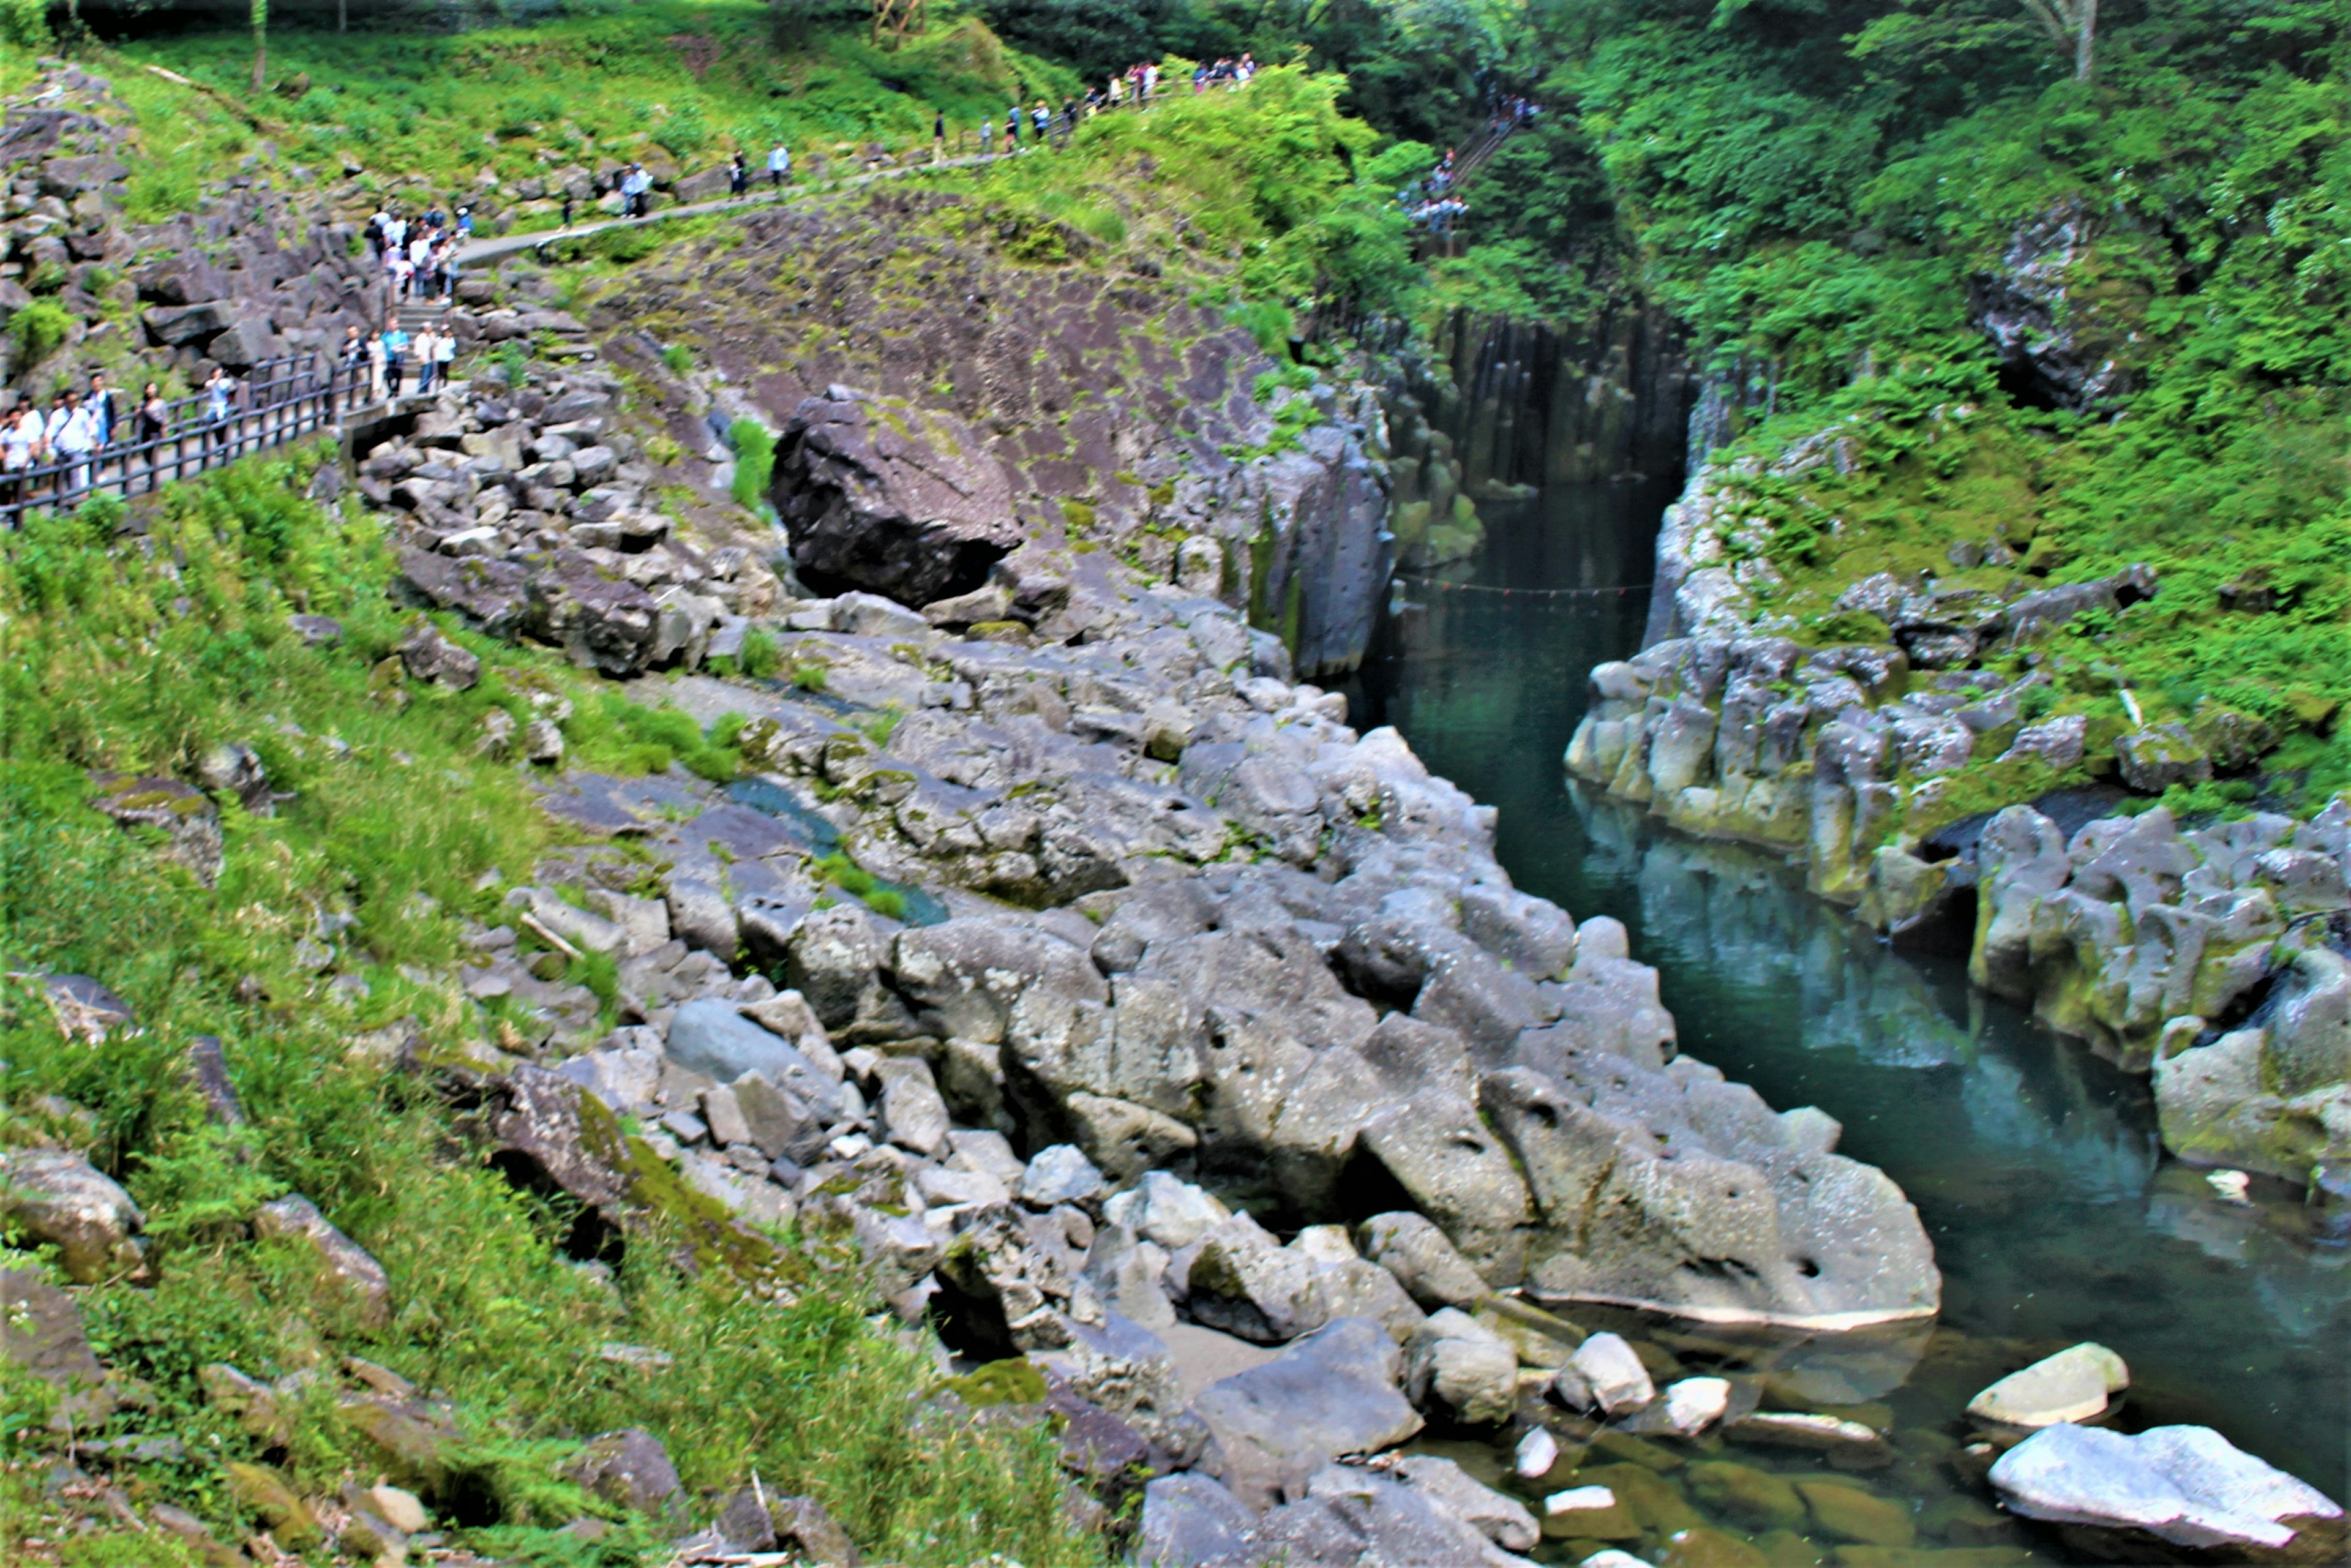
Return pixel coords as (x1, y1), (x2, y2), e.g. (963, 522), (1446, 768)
(367, 204), (469, 302)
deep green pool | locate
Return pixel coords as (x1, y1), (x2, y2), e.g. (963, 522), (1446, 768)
(1341, 481), (2350, 1559)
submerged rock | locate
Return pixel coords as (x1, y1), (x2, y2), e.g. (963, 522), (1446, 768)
(1966, 1341), (2128, 1428)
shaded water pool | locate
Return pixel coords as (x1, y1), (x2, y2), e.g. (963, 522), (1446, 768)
(1341, 482), (2350, 1562)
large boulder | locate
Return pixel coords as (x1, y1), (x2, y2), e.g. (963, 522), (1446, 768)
(666, 1000), (843, 1123)
(1482, 1057), (1941, 1327)
(771, 390), (1021, 606)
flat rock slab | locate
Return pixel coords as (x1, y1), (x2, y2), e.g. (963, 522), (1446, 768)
(1989, 1421), (2342, 1552)
(1189, 1316), (1422, 1510)
(538, 771), (714, 837)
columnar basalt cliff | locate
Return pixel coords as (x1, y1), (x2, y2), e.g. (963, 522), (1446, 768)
(1569, 400), (2351, 1189)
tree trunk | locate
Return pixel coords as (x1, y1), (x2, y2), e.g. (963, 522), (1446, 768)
(2074, 0), (2097, 80)
(338, 0), (346, 33)
(251, 0), (268, 95)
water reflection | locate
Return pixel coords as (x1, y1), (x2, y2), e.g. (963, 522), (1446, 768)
(1346, 478), (2350, 1502)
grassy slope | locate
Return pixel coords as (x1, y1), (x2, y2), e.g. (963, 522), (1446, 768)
(82, 1), (1080, 228)
(1472, 4), (2350, 820)
(0, 462), (1095, 1564)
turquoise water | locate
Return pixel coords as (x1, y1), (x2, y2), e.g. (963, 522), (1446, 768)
(1342, 482), (2351, 1546)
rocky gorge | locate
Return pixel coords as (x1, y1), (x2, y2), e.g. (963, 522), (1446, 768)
(1566, 411), (2351, 1194)
(4, 34), (2347, 1568)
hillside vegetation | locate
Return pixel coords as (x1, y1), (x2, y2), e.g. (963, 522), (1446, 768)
(1463, 0), (2350, 816)
(0, 459), (1097, 1565)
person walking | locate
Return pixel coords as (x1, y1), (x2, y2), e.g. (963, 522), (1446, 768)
(336, 325), (366, 413)
(456, 205), (474, 239)
(434, 320), (457, 390)
(767, 141), (790, 189)
(729, 151), (748, 199)
(1032, 100), (1051, 145)
(561, 189), (576, 228)
(135, 381), (167, 489)
(381, 318), (409, 399)
(933, 108), (946, 162)
(364, 324), (388, 403)
(1, 405), (34, 512)
(1005, 100), (1020, 147)
(85, 372), (117, 451)
(201, 369), (236, 459)
(414, 324), (439, 396)
(981, 114), (995, 156)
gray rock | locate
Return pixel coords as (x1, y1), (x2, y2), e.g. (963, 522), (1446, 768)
(1139, 1472), (1258, 1567)
(1356, 1212), (1490, 1309)
(0, 1149), (144, 1283)
(1253, 1465), (1529, 1567)
(1552, 1330), (1654, 1415)
(1390, 1454), (1540, 1551)
(1967, 1341), (2129, 1428)
(1020, 1143), (1104, 1207)
(831, 590), (931, 639)
(560, 1428), (683, 1520)
(1185, 1214), (1330, 1345)
(197, 742), (273, 815)
(2117, 724), (2212, 793)
(252, 1195), (392, 1332)
(893, 917), (1107, 1045)
(0, 1266), (112, 1421)
(1104, 1171), (1231, 1250)
(1189, 1317), (1423, 1510)
(874, 1056), (951, 1156)
(1401, 1308), (1518, 1425)
(1482, 1062), (1940, 1328)
(666, 1000), (841, 1123)
(1988, 1422), (2341, 1551)
(397, 620), (481, 689)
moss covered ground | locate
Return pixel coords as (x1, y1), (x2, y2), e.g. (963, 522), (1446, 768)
(0, 457), (1097, 1564)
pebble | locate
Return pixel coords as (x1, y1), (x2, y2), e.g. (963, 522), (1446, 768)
(1515, 1425), (1559, 1480)
(1659, 1375), (1732, 1434)
(1966, 1342), (2128, 1428)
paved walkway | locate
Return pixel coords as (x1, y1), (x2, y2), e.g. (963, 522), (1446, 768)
(457, 149), (1021, 268)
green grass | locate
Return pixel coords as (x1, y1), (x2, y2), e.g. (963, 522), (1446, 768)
(100, 3), (1081, 228)
(0, 454), (1101, 1564)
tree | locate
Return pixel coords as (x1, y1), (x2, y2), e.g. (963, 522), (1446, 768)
(2017, 0), (2096, 80)
(251, 0), (267, 94)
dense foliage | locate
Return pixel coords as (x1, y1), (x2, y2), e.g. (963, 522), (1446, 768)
(0, 463), (1097, 1564)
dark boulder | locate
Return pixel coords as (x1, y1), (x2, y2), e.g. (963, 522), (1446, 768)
(772, 390), (1021, 606)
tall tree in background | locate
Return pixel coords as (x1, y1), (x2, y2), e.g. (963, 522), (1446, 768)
(2019, 0), (2096, 79)
(250, 0), (267, 92)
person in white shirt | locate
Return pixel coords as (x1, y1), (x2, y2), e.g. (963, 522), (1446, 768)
(1, 407), (37, 511)
(766, 142), (790, 189)
(435, 323), (457, 384)
(414, 324), (440, 395)
(49, 389), (100, 495)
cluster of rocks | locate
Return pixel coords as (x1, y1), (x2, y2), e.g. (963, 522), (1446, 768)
(1569, 621), (2351, 1187)
(0, 67), (396, 392)
(591, 187), (1397, 676)
(375, 371), (785, 677)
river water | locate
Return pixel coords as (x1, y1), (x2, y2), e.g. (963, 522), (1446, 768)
(1341, 481), (2350, 1559)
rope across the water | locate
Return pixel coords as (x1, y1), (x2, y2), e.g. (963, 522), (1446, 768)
(1394, 576), (1654, 599)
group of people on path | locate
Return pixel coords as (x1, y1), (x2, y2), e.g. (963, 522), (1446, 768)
(368, 204), (470, 304)
(1191, 54), (1256, 92)
(339, 316), (454, 404)
(2, 372), (203, 508)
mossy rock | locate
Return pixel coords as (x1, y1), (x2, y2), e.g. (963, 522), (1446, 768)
(939, 1356), (1048, 1408)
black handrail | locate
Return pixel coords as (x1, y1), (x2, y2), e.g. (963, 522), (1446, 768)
(0, 354), (409, 525)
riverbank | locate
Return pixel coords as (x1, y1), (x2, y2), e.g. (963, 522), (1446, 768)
(1351, 476), (2350, 1553)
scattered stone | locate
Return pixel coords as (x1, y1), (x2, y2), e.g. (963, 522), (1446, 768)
(250, 1195), (393, 1332)
(1796, 1477), (1914, 1547)
(1988, 1422), (2340, 1551)
(560, 1428), (683, 1519)
(1514, 1425), (1559, 1480)
(1403, 1307), (1520, 1425)
(398, 619), (482, 689)
(1965, 1341), (2128, 1428)
(0, 1149), (145, 1282)
(1020, 1143), (1104, 1207)
(1553, 1330), (1655, 1416)
(225, 1460), (323, 1550)
(1543, 1485), (1641, 1541)
(0, 1267), (113, 1422)
(1139, 1472), (1256, 1567)
(1689, 1461), (1808, 1534)
(1655, 1376), (1732, 1435)
(1357, 1210), (1490, 1310)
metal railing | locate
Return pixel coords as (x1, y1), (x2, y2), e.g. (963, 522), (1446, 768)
(0, 353), (400, 526)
